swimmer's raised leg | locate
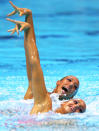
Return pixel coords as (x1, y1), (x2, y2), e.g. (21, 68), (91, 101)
(7, 18), (52, 114)
(7, 1), (35, 99)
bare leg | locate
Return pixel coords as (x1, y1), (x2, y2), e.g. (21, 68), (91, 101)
(7, 1), (52, 114)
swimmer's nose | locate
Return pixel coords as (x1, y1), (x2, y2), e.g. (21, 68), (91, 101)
(69, 84), (73, 89)
(73, 105), (79, 111)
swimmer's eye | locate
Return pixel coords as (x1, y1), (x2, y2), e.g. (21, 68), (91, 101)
(79, 109), (83, 113)
(74, 85), (78, 90)
(67, 78), (72, 82)
(74, 100), (78, 104)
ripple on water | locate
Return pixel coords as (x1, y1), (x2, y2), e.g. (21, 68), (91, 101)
(0, 94), (99, 131)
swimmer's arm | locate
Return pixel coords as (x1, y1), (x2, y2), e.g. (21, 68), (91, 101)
(7, 1), (36, 100)
(7, 18), (52, 114)
(6, 18), (47, 100)
(25, 34), (52, 113)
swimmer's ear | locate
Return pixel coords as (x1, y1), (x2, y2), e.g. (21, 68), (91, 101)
(56, 80), (61, 86)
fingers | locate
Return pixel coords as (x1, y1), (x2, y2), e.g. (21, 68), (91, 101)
(7, 10), (16, 17)
(8, 28), (15, 34)
(11, 29), (16, 35)
(7, 25), (19, 35)
(19, 11), (23, 16)
(20, 25), (25, 32)
(7, 1), (19, 17)
(16, 24), (19, 35)
(20, 24), (29, 32)
(7, 2), (31, 35)
(9, 1), (24, 17)
(20, 23), (30, 32)
(7, 17), (31, 33)
(8, 1), (32, 17)
(6, 18), (23, 25)
(6, 18), (17, 24)
(9, 1), (18, 10)
(8, 29), (13, 32)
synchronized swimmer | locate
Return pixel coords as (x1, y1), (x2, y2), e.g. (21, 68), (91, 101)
(7, 1), (86, 115)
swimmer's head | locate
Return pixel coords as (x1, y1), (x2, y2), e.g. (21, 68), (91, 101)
(55, 98), (86, 114)
(53, 75), (79, 100)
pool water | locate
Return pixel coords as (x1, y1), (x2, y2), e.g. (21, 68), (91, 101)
(0, 0), (99, 130)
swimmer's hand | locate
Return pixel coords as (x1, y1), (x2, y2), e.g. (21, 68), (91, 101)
(7, 1), (32, 17)
(6, 18), (31, 35)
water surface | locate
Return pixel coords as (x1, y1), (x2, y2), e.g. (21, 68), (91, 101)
(0, 0), (99, 130)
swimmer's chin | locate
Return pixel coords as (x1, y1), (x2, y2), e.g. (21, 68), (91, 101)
(55, 107), (66, 114)
(59, 95), (71, 100)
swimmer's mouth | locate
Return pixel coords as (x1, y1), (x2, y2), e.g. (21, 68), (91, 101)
(69, 106), (75, 112)
(59, 86), (68, 100)
(62, 86), (68, 93)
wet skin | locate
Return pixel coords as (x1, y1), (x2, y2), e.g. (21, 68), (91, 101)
(7, 1), (86, 114)
(55, 99), (86, 114)
(24, 75), (79, 100)
(7, 1), (52, 114)
(53, 75), (79, 100)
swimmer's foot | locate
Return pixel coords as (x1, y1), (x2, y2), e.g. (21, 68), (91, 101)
(24, 86), (33, 100)
(6, 18), (31, 34)
(7, 1), (32, 17)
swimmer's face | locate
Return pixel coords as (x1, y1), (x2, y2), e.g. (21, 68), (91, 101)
(53, 76), (79, 100)
(55, 99), (86, 114)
